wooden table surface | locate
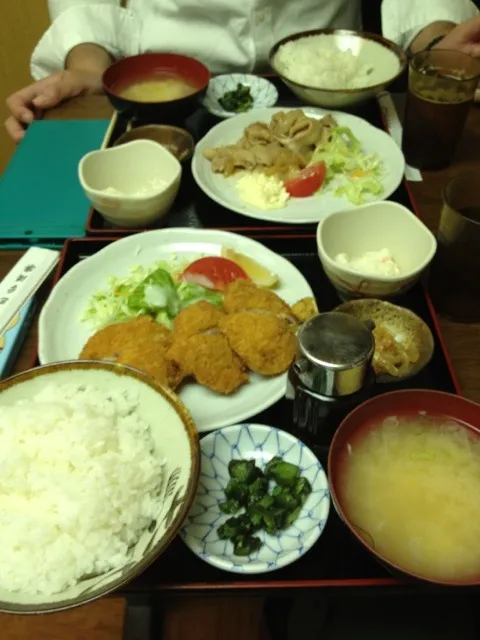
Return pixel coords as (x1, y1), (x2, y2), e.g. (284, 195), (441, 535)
(3, 94), (479, 402)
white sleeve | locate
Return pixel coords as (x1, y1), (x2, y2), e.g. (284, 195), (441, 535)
(48, 0), (121, 21)
(31, 3), (142, 80)
(381, 0), (480, 50)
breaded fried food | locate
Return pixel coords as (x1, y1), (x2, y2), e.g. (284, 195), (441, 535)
(291, 297), (318, 324)
(223, 279), (294, 320)
(219, 311), (297, 376)
(79, 316), (183, 389)
(166, 333), (248, 394)
(173, 300), (225, 338)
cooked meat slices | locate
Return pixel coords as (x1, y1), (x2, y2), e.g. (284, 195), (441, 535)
(222, 279), (294, 320)
(173, 300), (225, 339)
(219, 311), (297, 376)
(166, 333), (248, 394)
(79, 316), (183, 389)
(291, 297), (318, 324)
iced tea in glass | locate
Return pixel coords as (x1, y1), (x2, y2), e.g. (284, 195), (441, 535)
(402, 50), (480, 170)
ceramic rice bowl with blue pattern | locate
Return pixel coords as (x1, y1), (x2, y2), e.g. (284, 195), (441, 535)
(203, 74), (278, 119)
(181, 424), (330, 574)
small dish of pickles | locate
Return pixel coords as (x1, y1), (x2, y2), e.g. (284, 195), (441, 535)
(181, 423), (330, 573)
(203, 74), (278, 119)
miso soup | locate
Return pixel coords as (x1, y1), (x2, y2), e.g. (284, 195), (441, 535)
(119, 76), (196, 102)
(338, 413), (480, 583)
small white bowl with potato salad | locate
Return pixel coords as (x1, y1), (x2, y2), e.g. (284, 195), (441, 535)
(316, 202), (437, 299)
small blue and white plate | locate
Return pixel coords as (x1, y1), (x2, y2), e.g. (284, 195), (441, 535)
(203, 74), (278, 119)
(181, 423), (330, 574)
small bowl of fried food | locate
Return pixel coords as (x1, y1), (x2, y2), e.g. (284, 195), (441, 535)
(334, 299), (434, 383)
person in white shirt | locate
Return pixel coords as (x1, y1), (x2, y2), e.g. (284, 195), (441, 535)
(4, 0), (480, 142)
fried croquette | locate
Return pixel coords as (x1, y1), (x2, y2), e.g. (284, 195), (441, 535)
(219, 311), (297, 376)
(291, 297), (318, 324)
(166, 333), (248, 394)
(79, 316), (183, 389)
(173, 300), (225, 338)
(222, 279), (295, 321)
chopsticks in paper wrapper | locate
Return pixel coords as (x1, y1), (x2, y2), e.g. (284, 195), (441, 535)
(377, 91), (422, 183)
(0, 248), (59, 338)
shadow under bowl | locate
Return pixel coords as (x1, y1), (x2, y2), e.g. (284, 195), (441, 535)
(269, 29), (406, 110)
(114, 124), (195, 163)
(103, 53), (211, 123)
(328, 389), (480, 586)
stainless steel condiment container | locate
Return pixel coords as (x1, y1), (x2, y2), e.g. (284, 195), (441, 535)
(287, 312), (375, 450)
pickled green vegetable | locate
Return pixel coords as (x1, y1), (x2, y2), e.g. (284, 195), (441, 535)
(218, 83), (253, 113)
(217, 456), (312, 556)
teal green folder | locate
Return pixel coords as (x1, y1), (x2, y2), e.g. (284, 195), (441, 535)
(0, 119), (109, 247)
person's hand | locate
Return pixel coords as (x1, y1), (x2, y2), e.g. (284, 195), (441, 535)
(434, 16), (480, 58)
(5, 68), (103, 143)
(433, 17), (480, 101)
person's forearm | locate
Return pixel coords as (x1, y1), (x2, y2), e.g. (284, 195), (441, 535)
(65, 43), (114, 92)
(66, 43), (113, 73)
(408, 21), (456, 54)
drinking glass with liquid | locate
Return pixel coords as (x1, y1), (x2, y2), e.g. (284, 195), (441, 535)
(402, 50), (480, 171)
(428, 170), (480, 322)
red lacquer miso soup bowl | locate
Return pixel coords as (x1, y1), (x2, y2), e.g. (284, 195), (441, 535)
(103, 53), (211, 122)
(328, 389), (480, 586)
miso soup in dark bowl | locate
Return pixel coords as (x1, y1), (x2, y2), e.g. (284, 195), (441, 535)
(103, 53), (211, 123)
(328, 389), (480, 586)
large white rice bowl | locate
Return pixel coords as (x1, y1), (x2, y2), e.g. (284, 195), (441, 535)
(0, 361), (199, 614)
(270, 30), (406, 109)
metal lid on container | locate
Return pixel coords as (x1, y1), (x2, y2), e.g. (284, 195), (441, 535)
(291, 312), (375, 398)
(298, 312), (374, 371)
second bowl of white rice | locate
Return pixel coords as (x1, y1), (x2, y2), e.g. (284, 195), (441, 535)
(270, 29), (406, 109)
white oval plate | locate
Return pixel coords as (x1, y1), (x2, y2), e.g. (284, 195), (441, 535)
(38, 229), (313, 433)
(181, 423), (330, 574)
(192, 106), (405, 224)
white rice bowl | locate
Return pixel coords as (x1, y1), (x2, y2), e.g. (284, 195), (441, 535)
(0, 362), (198, 614)
(271, 32), (404, 109)
(274, 35), (373, 89)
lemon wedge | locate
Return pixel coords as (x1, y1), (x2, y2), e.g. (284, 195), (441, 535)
(221, 247), (279, 288)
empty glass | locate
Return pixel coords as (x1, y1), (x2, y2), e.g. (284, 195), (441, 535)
(428, 170), (480, 322)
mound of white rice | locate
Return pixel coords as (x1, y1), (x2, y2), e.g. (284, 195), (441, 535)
(0, 383), (165, 596)
(274, 35), (374, 89)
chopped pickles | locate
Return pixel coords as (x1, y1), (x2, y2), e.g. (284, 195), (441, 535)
(217, 456), (312, 557)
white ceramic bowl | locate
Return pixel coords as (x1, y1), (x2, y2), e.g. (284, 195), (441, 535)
(181, 423), (330, 574)
(0, 361), (199, 614)
(270, 29), (406, 110)
(316, 202), (437, 298)
(79, 139), (182, 228)
(203, 74), (278, 119)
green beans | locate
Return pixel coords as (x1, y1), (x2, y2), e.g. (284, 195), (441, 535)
(217, 457), (312, 557)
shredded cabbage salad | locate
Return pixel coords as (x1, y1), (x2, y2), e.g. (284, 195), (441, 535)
(82, 259), (222, 329)
(309, 126), (384, 205)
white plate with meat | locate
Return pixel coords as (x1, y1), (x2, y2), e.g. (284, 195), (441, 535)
(38, 228), (314, 433)
(192, 106), (405, 224)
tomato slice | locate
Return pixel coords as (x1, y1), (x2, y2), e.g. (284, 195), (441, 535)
(182, 256), (248, 291)
(284, 162), (326, 198)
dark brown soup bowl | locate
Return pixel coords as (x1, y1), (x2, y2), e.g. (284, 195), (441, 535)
(103, 53), (211, 123)
(328, 389), (480, 586)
